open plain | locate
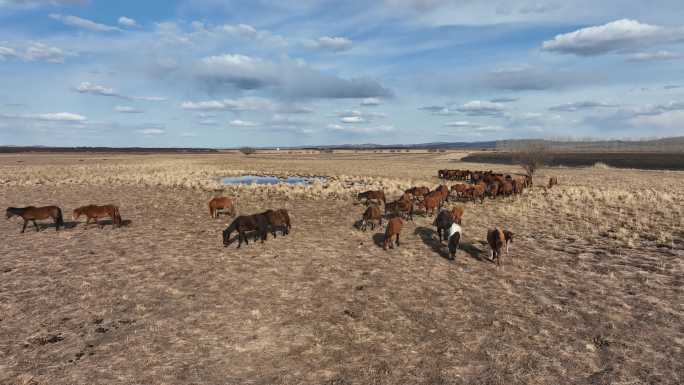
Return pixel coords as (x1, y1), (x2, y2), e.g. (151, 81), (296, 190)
(1, 152), (682, 385)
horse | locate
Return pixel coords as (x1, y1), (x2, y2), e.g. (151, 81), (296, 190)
(222, 213), (269, 248)
(209, 197), (236, 218)
(433, 206), (465, 242)
(360, 206), (383, 231)
(6, 206), (64, 233)
(503, 230), (514, 254)
(262, 209), (291, 238)
(73, 204), (122, 229)
(383, 217), (403, 251)
(405, 186), (430, 200)
(385, 199), (413, 221)
(421, 194), (441, 216)
(358, 190), (386, 206)
(487, 228), (506, 266)
(447, 222), (462, 260)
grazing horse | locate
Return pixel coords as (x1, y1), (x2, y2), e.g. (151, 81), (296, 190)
(73, 205), (122, 229)
(405, 186), (430, 200)
(487, 228), (506, 266)
(548, 177), (558, 188)
(361, 206), (383, 231)
(358, 190), (386, 206)
(209, 197), (236, 218)
(447, 222), (462, 260)
(383, 217), (403, 250)
(262, 209), (291, 238)
(385, 199), (414, 221)
(222, 213), (269, 248)
(6, 206), (64, 233)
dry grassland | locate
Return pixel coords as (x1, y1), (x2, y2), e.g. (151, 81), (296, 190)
(0, 152), (682, 385)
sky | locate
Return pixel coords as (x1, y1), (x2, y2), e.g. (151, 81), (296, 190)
(0, 0), (683, 147)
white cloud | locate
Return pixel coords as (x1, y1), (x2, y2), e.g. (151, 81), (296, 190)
(361, 97), (382, 106)
(341, 116), (366, 124)
(132, 96), (166, 102)
(306, 36), (353, 52)
(118, 16), (138, 28)
(194, 53), (391, 99)
(228, 119), (259, 127)
(542, 19), (684, 56)
(114, 106), (144, 113)
(0, 0), (87, 9)
(549, 101), (619, 112)
(630, 110), (684, 129)
(49, 13), (121, 32)
(0, 46), (18, 61)
(23, 42), (66, 63)
(443, 121), (482, 128)
(626, 50), (683, 62)
(180, 97), (274, 111)
(456, 100), (506, 116)
(76, 81), (119, 97)
(329, 124), (395, 134)
(34, 112), (86, 121)
(137, 128), (165, 135)
(0, 42), (68, 63)
(76, 82), (165, 101)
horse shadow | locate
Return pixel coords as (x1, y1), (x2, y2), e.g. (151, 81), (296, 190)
(414, 226), (450, 260)
(372, 233), (385, 249)
(36, 221), (78, 231)
(414, 226), (486, 262)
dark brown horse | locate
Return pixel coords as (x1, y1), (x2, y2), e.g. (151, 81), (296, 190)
(223, 213), (269, 248)
(6, 206), (64, 233)
(360, 205), (383, 231)
(73, 204), (122, 228)
(262, 209), (292, 238)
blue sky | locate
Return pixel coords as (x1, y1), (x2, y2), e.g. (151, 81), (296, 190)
(0, 0), (683, 147)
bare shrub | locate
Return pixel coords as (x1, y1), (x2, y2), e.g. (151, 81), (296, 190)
(512, 141), (552, 177)
(239, 147), (256, 156)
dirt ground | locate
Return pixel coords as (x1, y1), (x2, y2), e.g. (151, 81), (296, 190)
(0, 152), (682, 385)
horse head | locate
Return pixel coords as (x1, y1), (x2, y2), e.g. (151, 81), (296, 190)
(72, 208), (82, 220)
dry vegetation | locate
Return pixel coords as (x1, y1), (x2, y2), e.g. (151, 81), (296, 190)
(0, 152), (682, 385)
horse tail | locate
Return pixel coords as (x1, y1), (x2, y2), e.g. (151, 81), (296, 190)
(56, 207), (64, 228)
(114, 206), (122, 226)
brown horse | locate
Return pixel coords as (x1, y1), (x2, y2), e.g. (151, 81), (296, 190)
(6, 206), (64, 233)
(487, 228), (506, 266)
(209, 196), (236, 218)
(361, 206), (383, 231)
(358, 190), (386, 206)
(73, 205), (122, 229)
(383, 217), (403, 250)
(262, 209), (291, 238)
(385, 199), (414, 221)
(421, 194), (441, 216)
(405, 186), (430, 200)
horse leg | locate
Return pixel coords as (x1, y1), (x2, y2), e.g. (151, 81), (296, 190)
(237, 232), (243, 248)
(395, 233), (400, 247)
(21, 220), (28, 233)
(84, 218), (90, 228)
(33, 220), (40, 232)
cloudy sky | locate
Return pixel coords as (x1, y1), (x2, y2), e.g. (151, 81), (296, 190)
(1, 0), (683, 147)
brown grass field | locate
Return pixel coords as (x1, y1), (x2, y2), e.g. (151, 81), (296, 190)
(1, 152), (682, 385)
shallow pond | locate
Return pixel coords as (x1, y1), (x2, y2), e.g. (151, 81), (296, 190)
(221, 175), (328, 185)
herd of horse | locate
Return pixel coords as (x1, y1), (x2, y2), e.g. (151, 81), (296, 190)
(5, 204), (121, 232)
(5, 169), (556, 266)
